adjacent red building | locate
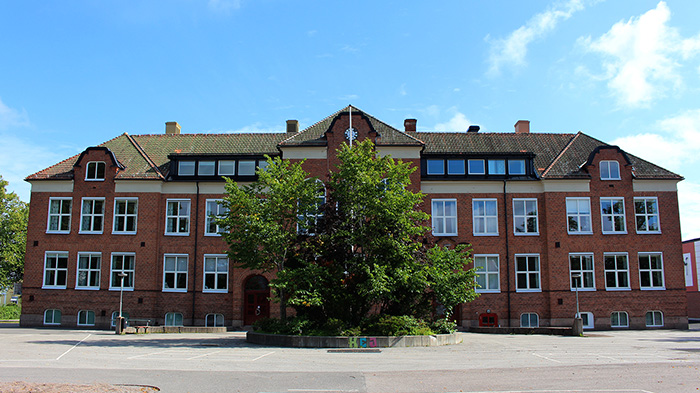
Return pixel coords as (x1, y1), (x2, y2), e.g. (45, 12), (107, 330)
(683, 238), (700, 320)
(20, 106), (688, 330)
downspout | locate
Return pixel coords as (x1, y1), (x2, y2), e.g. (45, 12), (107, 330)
(503, 180), (511, 327)
(192, 181), (200, 325)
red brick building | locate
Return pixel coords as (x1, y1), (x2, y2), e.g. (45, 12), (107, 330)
(683, 238), (700, 320)
(20, 106), (687, 330)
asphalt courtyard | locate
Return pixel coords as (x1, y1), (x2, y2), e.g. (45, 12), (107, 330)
(1, 324), (699, 393)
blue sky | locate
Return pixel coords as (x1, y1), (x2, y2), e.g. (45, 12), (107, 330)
(1, 0), (699, 239)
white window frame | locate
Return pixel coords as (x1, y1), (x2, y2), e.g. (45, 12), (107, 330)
(297, 180), (326, 235)
(165, 199), (191, 236)
(198, 160), (216, 176)
(163, 254), (188, 292)
(638, 252), (665, 290)
(600, 160), (620, 180)
(474, 254), (500, 293)
(645, 310), (663, 327)
(238, 160), (256, 176)
(77, 310), (95, 326)
(47, 197), (72, 234)
(508, 159), (526, 175)
(520, 313), (539, 328)
(431, 199), (458, 236)
(79, 197), (105, 234)
(513, 198), (538, 235)
(218, 160), (235, 176)
(206, 313), (225, 327)
(113, 197), (138, 234)
(634, 197), (661, 234)
(43, 251), (69, 289)
(426, 159), (445, 175)
(468, 159), (485, 175)
(165, 312), (184, 326)
(205, 199), (227, 236)
(447, 159), (465, 175)
(569, 253), (595, 291)
(566, 197), (593, 234)
(611, 311), (629, 328)
(600, 197), (626, 234)
(85, 161), (106, 181)
(488, 159), (506, 175)
(515, 254), (541, 292)
(203, 254), (229, 293)
(473, 199), (498, 236)
(109, 253), (135, 291)
(578, 312), (594, 329)
(604, 253), (630, 291)
(76, 252), (101, 290)
(178, 160), (195, 176)
(44, 309), (62, 325)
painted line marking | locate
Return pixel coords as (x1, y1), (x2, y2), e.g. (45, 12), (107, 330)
(531, 353), (562, 363)
(288, 390), (360, 392)
(56, 334), (91, 360)
(127, 350), (172, 360)
(252, 351), (275, 361)
(187, 350), (222, 360)
(454, 390), (654, 393)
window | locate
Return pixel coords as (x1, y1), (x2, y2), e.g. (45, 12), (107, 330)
(578, 312), (594, 329)
(645, 311), (663, 327)
(601, 197), (626, 233)
(426, 159), (444, 175)
(639, 253), (664, 289)
(473, 199), (498, 235)
(566, 197), (592, 234)
(76, 253), (101, 289)
(43, 252), (68, 289)
(85, 161), (105, 180)
(474, 255), (499, 293)
(515, 254), (540, 292)
(447, 159), (465, 175)
(47, 198), (71, 233)
(508, 159), (526, 175)
(569, 254), (595, 290)
(206, 313), (225, 327)
(110, 253), (135, 290)
(198, 161), (215, 176)
(468, 159), (485, 175)
(178, 161), (195, 176)
(77, 310), (95, 326)
(488, 159), (505, 175)
(205, 200), (228, 235)
(204, 255), (228, 293)
(634, 197), (660, 233)
(111, 311), (129, 328)
(80, 198), (105, 233)
(513, 199), (538, 235)
(298, 180), (326, 235)
(257, 160), (269, 171)
(611, 311), (629, 328)
(600, 160), (620, 180)
(163, 254), (188, 292)
(238, 160), (256, 176)
(113, 198), (138, 234)
(44, 309), (61, 325)
(165, 312), (184, 326)
(604, 253), (629, 290)
(432, 199), (457, 236)
(520, 313), (539, 328)
(165, 199), (190, 235)
(218, 160), (235, 176)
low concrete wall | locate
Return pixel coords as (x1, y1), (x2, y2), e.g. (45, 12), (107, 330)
(467, 326), (574, 336)
(246, 331), (462, 348)
(124, 326), (227, 334)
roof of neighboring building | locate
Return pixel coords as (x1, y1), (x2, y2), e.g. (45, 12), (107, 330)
(25, 107), (682, 181)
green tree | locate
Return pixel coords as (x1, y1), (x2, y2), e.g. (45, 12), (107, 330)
(0, 176), (28, 288)
(218, 157), (321, 320)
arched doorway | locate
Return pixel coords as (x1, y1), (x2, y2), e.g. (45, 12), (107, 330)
(244, 275), (270, 325)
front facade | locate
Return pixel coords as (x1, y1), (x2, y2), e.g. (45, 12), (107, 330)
(683, 238), (700, 319)
(21, 107), (687, 330)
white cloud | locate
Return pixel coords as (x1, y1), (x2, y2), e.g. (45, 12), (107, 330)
(219, 122), (283, 134)
(0, 98), (30, 129)
(486, 0), (586, 76)
(678, 181), (700, 240)
(579, 1), (700, 108)
(399, 84), (407, 96)
(207, 0), (241, 13)
(433, 112), (472, 132)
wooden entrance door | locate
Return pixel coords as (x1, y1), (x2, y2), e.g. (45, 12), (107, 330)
(244, 275), (270, 325)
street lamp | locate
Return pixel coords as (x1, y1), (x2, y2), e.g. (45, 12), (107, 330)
(571, 272), (581, 319)
(117, 272), (128, 333)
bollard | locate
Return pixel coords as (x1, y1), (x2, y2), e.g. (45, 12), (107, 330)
(115, 316), (126, 334)
(572, 317), (583, 336)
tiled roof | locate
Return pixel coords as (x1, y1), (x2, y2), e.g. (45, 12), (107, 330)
(279, 105), (423, 147)
(25, 108), (682, 182)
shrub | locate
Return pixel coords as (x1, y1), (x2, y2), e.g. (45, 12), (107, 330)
(430, 318), (457, 334)
(0, 304), (20, 320)
(361, 315), (433, 336)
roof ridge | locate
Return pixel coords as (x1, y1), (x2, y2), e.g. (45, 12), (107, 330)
(363, 112), (426, 145)
(541, 131), (583, 178)
(125, 133), (165, 180)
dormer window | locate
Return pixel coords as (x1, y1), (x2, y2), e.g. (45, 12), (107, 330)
(447, 160), (465, 175)
(488, 159), (506, 175)
(426, 159), (445, 175)
(178, 161), (195, 176)
(600, 160), (620, 180)
(198, 161), (216, 176)
(468, 159), (485, 175)
(238, 160), (256, 176)
(218, 160), (235, 176)
(85, 161), (106, 180)
(509, 159), (526, 175)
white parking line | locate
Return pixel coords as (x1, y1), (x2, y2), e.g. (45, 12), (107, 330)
(252, 351), (275, 361)
(56, 334), (91, 360)
(531, 352), (561, 363)
(187, 350), (222, 360)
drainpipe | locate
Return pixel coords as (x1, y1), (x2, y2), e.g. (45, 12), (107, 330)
(192, 182), (200, 325)
(503, 180), (511, 327)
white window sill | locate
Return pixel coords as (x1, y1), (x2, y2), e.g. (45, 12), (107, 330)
(604, 288), (631, 291)
(204, 233), (222, 237)
(473, 233), (499, 237)
(203, 289), (228, 294)
(79, 231), (104, 235)
(514, 232), (539, 236)
(640, 287), (666, 291)
(113, 231), (137, 235)
(108, 287), (134, 291)
(570, 288), (596, 292)
(475, 289), (501, 294)
(162, 289), (188, 293)
(75, 287), (101, 291)
(602, 231), (627, 235)
(515, 289), (542, 293)
(46, 231), (70, 235)
(636, 231), (662, 235)
(433, 233), (458, 237)
(41, 286), (67, 290)
(164, 232), (190, 236)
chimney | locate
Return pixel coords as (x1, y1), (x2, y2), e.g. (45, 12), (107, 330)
(286, 120), (299, 134)
(514, 120), (530, 134)
(467, 125), (480, 133)
(165, 122), (181, 135)
(404, 118), (417, 132)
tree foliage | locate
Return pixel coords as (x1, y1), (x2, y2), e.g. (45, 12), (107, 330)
(0, 176), (28, 288)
